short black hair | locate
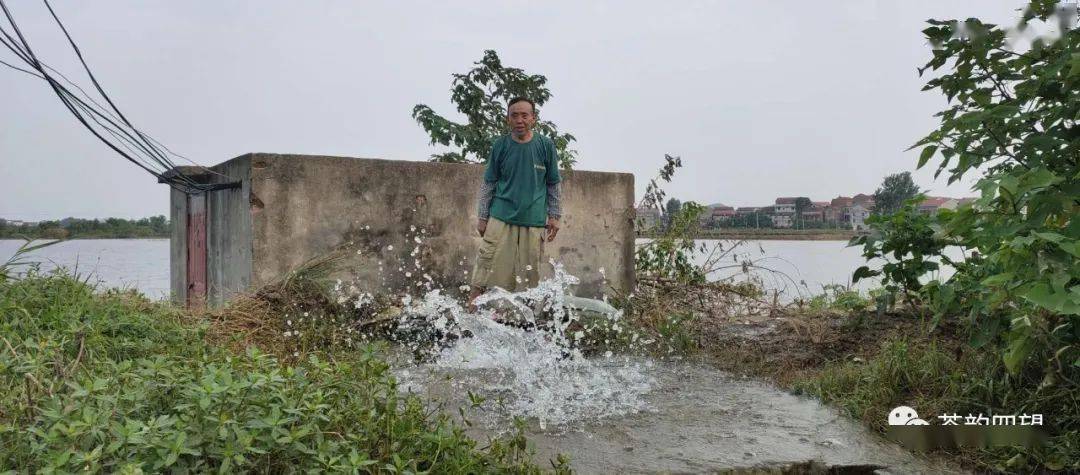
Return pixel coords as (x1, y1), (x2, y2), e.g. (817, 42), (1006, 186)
(507, 96), (536, 114)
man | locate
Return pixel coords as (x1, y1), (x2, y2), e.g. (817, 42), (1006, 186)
(468, 96), (562, 312)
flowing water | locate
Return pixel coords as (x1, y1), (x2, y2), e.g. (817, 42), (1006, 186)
(380, 264), (963, 474)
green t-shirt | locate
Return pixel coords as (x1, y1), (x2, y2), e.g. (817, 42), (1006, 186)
(484, 134), (561, 227)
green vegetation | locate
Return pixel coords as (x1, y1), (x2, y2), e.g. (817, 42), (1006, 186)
(851, 196), (949, 310)
(0, 270), (554, 473)
(634, 155), (708, 285)
(412, 50), (578, 169)
(826, 2), (1080, 470)
(0, 216), (170, 239)
(870, 171), (921, 215)
(908, 1), (1080, 374)
(794, 336), (1078, 471)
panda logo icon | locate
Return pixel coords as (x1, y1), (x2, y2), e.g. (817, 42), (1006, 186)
(888, 406), (929, 425)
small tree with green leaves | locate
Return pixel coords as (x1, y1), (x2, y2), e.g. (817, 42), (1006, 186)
(911, 2), (1079, 376)
(871, 172), (921, 215)
(412, 50), (578, 168)
(634, 155), (707, 284)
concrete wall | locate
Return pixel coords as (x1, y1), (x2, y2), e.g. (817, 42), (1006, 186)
(172, 153), (635, 307)
(168, 187), (188, 304)
(205, 156), (253, 305)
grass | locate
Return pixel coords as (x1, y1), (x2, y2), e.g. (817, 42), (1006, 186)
(791, 337), (1078, 472)
(612, 273), (1078, 472)
(0, 270), (559, 473)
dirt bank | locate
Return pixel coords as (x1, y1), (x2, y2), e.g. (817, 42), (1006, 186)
(699, 307), (962, 387)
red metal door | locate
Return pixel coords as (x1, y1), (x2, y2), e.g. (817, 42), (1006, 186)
(186, 193), (207, 308)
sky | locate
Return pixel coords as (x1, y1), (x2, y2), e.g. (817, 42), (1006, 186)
(0, 0), (1032, 220)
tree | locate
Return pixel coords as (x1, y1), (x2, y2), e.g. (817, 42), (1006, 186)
(871, 172), (921, 215)
(794, 197), (812, 229)
(412, 50), (579, 168)
(907, 2), (1079, 377)
(663, 198), (682, 230)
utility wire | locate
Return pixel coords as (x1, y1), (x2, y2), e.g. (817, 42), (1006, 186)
(0, 0), (233, 193)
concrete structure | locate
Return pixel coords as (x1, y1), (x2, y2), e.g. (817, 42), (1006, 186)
(167, 154), (635, 308)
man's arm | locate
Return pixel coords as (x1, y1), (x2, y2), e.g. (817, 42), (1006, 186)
(477, 181), (495, 236)
(544, 139), (562, 242)
(545, 181), (561, 241)
(546, 182), (561, 219)
(477, 141), (501, 237)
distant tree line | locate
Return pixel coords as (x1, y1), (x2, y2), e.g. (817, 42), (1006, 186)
(0, 216), (171, 239)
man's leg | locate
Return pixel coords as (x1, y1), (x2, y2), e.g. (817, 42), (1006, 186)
(469, 218), (512, 312)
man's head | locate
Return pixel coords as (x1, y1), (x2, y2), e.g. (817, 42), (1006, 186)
(507, 97), (536, 139)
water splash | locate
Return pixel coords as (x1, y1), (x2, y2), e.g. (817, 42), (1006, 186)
(392, 262), (655, 431)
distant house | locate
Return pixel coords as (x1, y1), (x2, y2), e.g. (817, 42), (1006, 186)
(852, 193), (874, 208)
(828, 196), (854, 224)
(850, 203), (872, 230)
(735, 206), (759, 215)
(710, 205), (735, 218)
(773, 197), (799, 215)
(772, 197), (809, 228)
(803, 201), (829, 222)
(917, 196), (952, 215)
(634, 206), (662, 232)
(696, 204), (736, 228)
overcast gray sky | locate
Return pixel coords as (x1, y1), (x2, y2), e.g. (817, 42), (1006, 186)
(1, 1), (1027, 220)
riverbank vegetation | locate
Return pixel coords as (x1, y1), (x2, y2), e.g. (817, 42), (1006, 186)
(0, 216), (170, 239)
(0, 268), (556, 472)
(625, 2), (1080, 470)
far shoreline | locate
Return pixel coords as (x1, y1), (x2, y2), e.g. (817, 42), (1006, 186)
(0, 236), (170, 241)
(637, 228), (864, 241)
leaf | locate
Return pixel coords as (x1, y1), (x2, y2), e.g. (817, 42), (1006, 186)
(1033, 232), (1065, 243)
(1002, 327), (1034, 374)
(852, 266), (881, 284)
(989, 104), (1020, 118)
(917, 145), (938, 168)
(980, 272), (1015, 287)
(1018, 283), (1068, 312)
(1057, 241), (1080, 259)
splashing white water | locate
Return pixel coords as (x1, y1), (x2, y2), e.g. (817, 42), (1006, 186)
(394, 262), (655, 430)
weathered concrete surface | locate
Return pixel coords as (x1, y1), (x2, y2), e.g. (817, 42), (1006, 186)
(205, 156), (253, 305)
(168, 187), (188, 303)
(170, 153), (635, 307)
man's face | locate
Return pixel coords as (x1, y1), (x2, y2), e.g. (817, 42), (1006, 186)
(507, 101), (536, 138)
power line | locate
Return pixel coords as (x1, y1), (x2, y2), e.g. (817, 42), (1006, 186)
(0, 0), (234, 194)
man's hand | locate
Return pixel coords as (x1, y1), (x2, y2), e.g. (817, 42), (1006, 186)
(545, 216), (560, 242)
(477, 218), (488, 237)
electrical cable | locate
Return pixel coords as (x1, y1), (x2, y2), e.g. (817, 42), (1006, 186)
(0, 0), (235, 193)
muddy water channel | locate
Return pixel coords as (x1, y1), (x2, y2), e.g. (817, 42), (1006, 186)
(399, 357), (963, 474)
(365, 264), (964, 473)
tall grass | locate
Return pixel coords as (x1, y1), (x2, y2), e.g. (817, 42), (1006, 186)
(0, 270), (556, 473)
(793, 338), (1078, 471)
